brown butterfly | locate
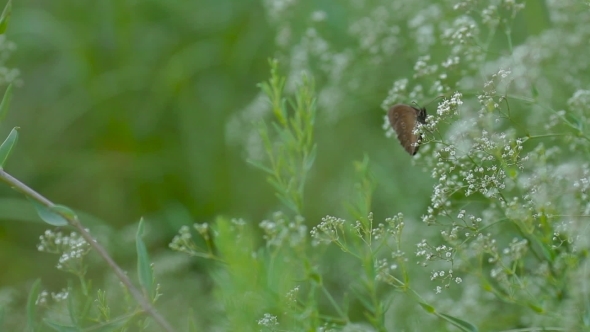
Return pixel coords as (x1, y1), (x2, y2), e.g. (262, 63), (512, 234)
(387, 104), (427, 155)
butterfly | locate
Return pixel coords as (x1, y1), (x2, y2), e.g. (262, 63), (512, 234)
(387, 104), (427, 155)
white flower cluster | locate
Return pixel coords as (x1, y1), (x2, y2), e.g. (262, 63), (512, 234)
(37, 230), (90, 272)
(169, 225), (195, 255)
(349, 6), (401, 63)
(257, 313), (279, 327)
(310, 215), (345, 246)
(416, 239), (454, 267)
(259, 211), (307, 248)
(285, 285), (300, 306)
(375, 258), (399, 284)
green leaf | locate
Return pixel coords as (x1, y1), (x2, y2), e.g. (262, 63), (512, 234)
(304, 144), (317, 171)
(43, 320), (80, 332)
(351, 288), (374, 312)
(136, 218), (154, 299)
(418, 301), (436, 313)
(267, 177), (286, 195)
(527, 302), (545, 313)
(480, 278), (493, 292)
(26, 279), (42, 332)
(52, 205), (78, 220)
(246, 158), (273, 175)
(0, 0), (11, 34)
(307, 270), (322, 284)
(85, 316), (129, 332)
(437, 313), (479, 332)
(564, 112), (582, 131)
(583, 306), (590, 326)
(66, 282), (78, 326)
(0, 126), (18, 167)
(187, 308), (199, 332)
(275, 193), (298, 214)
(534, 237), (555, 262)
(420, 301), (478, 332)
(0, 83), (13, 123)
(30, 200), (68, 226)
(531, 84), (539, 99)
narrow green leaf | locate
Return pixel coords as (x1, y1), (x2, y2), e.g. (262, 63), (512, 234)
(43, 320), (79, 332)
(418, 301), (436, 313)
(0, 126), (18, 167)
(26, 279), (42, 332)
(52, 205), (78, 220)
(136, 218), (154, 299)
(187, 308), (199, 332)
(0, 0), (11, 34)
(275, 193), (298, 214)
(564, 112), (582, 130)
(307, 271), (322, 284)
(30, 200), (68, 226)
(66, 282), (77, 326)
(531, 84), (539, 99)
(66, 279), (85, 326)
(278, 98), (288, 123)
(246, 159), (273, 175)
(533, 237), (555, 262)
(267, 177), (287, 196)
(0, 83), (13, 123)
(583, 306), (590, 326)
(304, 144), (317, 171)
(271, 122), (289, 140)
(527, 302), (545, 313)
(420, 300), (478, 332)
(352, 290), (374, 312)
(85, 316), (129, 332)
(483, 279), (510, 302)
(437, 313), (479, 332)
(285, 176), (296, 192)
(480, 278), (493, 292)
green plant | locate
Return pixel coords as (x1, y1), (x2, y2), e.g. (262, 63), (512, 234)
(4, 0), (590, 331)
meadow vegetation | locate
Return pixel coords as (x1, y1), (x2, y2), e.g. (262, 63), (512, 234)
(1, 0), (590, 331)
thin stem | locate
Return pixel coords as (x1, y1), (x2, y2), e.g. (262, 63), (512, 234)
(500, 328), (565, 332)
(505, 27), (513, 53)
(320, 285), (348, 322)
(547, 214), (590, 218)
(526, 133), (569, 140)
(0, 168), (176, 332)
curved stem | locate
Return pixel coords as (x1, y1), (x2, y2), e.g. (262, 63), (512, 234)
(0, 169), (176, 332)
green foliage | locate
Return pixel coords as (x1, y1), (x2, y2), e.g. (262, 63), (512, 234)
(0, 83), (13, 123)
(23, 222), (165, 331)
(0, 126), (17, 168)
(30, 201), (76, 227)
(3, 0), (590, 331)
(250, 59), (317, 215)
(26, 279), (42, 332)
(0, 0), (11, 35)
(136, 219), (155, 300)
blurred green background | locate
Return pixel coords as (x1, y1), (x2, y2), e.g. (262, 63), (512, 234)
(2, 0), (559, 328)
(2, 0), (436, 287)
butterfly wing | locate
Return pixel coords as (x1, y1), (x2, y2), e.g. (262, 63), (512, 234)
(388, 104), (423, 155)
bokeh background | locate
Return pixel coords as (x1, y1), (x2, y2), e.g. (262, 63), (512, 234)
(0, 0), (563, 329)
(2, 0), (435, 280)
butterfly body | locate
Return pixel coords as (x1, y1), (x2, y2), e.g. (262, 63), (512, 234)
(387, 104), (427, 155)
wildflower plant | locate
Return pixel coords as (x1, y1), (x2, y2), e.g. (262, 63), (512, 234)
(3, 0), (590, 331)
(203, 0), (590, 331)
